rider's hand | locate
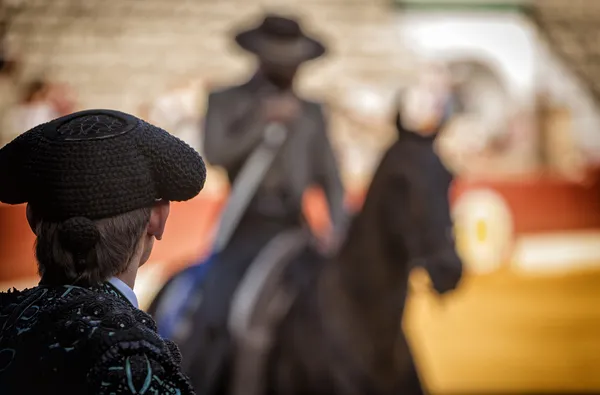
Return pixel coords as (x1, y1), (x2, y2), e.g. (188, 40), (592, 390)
(317, 232), (343, 257)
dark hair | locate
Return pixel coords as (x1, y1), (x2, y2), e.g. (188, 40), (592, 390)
(34, 207), (152, 285)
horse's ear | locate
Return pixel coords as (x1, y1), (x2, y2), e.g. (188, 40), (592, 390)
(393, 88), (410, 136)
(394, 111), (404, 135)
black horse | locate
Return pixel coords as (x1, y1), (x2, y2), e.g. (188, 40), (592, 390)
(149, 122), (463, 395)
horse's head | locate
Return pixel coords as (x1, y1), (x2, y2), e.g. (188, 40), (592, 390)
(408, 161), (461, 295)
(383, 137), (463, 296)
(382, 81), (464, 295)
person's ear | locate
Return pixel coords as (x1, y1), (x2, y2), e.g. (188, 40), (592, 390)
(147, 200), (170, 241)
(26, 204), (37, 235)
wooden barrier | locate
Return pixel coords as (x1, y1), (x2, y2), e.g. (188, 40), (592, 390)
(0, 187), (363, 285)
(0, 204), (37, 281)
(2, 172), (599, 284)
(451, 172), (600, 234)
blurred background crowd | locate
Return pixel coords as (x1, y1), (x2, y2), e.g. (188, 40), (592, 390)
(0, 0), (599, 393)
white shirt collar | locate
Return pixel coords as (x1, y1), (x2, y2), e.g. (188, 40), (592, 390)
(108, 277), (139, 309)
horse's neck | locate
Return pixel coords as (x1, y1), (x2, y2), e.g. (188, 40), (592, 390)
(318, 207), (409, 374)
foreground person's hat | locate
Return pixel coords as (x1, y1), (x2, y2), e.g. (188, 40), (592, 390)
(234, 14), (326, 65)
(0, 109), (206, 221)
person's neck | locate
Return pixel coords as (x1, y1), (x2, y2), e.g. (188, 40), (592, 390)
(115, 242), (145, 289)
(252, 70), (294, 92)
(115, 268), (137, 290)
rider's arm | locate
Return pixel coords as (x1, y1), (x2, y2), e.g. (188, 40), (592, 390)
(311, 103), (348, 241)
(203, 90), (267, 170)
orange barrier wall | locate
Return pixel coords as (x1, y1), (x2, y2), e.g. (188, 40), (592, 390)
(0, 204), (36, 281)
(451, 173), (600, 234)
(0, 188), (364, 284)
(2, 170), (599, 284)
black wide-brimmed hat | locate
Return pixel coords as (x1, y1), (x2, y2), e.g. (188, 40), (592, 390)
(0, 109), (206, 222)
(234, 14), (326, 65)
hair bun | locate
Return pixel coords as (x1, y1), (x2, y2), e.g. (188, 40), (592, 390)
(57, 217), (100, 255)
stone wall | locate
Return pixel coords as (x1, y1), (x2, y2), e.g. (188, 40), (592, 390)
(6, 0), (416, 114)
(5, 0), (417, 190)
(8, 0), (597, 185)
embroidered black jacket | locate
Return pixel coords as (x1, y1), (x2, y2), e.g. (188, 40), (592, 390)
(0, 282), (195, 394)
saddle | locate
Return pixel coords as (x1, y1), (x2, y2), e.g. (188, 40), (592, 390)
(150, 228), (308, 394)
